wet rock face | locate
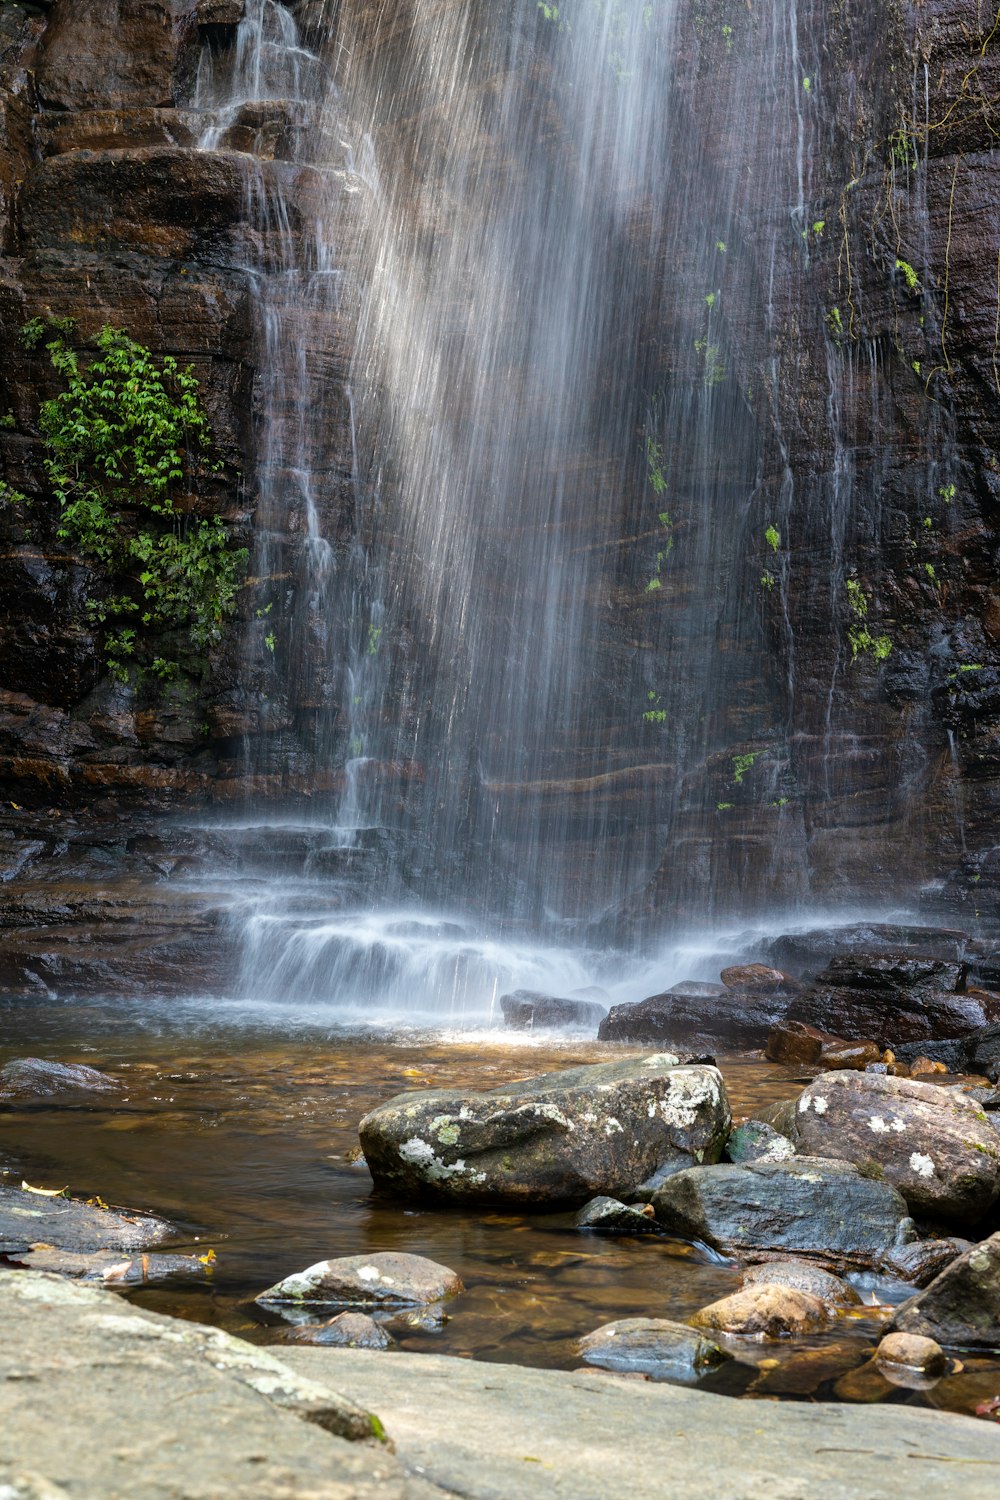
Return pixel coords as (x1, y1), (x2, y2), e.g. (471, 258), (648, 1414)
(651, 1158), (914, 1265)
(741, 1258), (862, 1308)
(794, 1070), (1000, 1225)
(0, 1057), (118, 1097)
(890, 1231), (1000, 1349)
(358, 1057), (732, 1207)
(36, 1), (199, 111)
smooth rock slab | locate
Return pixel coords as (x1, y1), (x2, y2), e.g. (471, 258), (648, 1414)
(257, 1252), (463, 1309)
(578, 1317), (730, 1383)
(690, 1283), (831, 1338)
(651, 1158), (914, 1265)
(279, 1346), (1000, 1500)
(891, 1231), (1000, 1349)
(794, 1070), (1000, 1224)
(0, 1057), (118, 1097)
(359, 1056), (731, 1206)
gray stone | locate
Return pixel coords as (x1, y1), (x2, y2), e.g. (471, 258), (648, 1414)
(0, 1057), (118, 1097)
(0, 1184), (173, 1256)
(652, 1158), (914, 1265)
(499, 989), (607, 1030)
(295, 1312), (394, 1350)
(257, 1251), (463, 1309)
(725, 1119), (795, 1164)
(742, 1257), (863, 1306)
(891, 1231), (1000, 1349)
(881, 1236), (971, 1286)
(578, 1317), (730, 1383)
(10, 1247), (209, 1284)
(598, 989), (786, 1050)
(0, 1271), (435, 1498)
(793, 1070), (1000, 1225)
(575, 1196), (660, 1233)
(278, 1346), (1000, 1500)
(359, 1056), (730, 1207)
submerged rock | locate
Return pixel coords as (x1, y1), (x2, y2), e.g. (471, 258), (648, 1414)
(500, 990), (606, 1031)
(358, 1056), (731, 1206)
(651, 1158), (914, 1265)
(741, 1258), (862, 1308)
(725, 1120), (795, 1165)
(576, 1196), (660, 1234)
(794, 1071), (1000, 1225)
(0, 1058), (119, 1098)
(11, 1247), (209, 1285)
(578, 1318), (731, 1383)
(890, 1231), (1000, 1349)
(256, 1252), (463, 1309)
(690, 1283), (831, 1339)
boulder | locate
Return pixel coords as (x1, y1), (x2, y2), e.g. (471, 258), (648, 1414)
(742, 1258), (862, 1307)
(784, 953), (999, 1050)
(652, 1158), (914, 1266)
(766, 1019), (880, 1068)
(690, 1283), (830, 1338)
(968, 1022), (1000, 1083)
(358, 1056), (731, 1206)
(499, 989), (606, 1030)
(576, 1196), (660, 1234)
(256, 1252), (463, 1310)
(725, 1120), (795, 1165)
(890, 1232), (1000, 1348)
(794, 1071), (1000, 1225)
(720, 964), (791, 993)
(578, 1318), (731, 1383)
(874, 1332), (948, 1376)
(598, 988), (787, 1050)
(0, 1057), (118, 1097)
(749, 1098), (800, 1143)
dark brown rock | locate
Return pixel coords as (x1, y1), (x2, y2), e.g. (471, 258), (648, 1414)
(890, 1231), (1000, 1349)
(875, 1332), (948, 1376)
(36, 0), (199, 111)
(0, 1184), (173, 1256)
(720, 964), (790, 993)
(500, 989), (606, 1031)
(882, 1236), (972, 1287)
(599, 987), (789, 1050)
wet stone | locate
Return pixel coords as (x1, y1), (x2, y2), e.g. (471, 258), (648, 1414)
(875, 1331), (948, 1377)
(0, 1057), (119, 1098)
(578, 1317), (731, 1384)
(11, 1247), (208, 1285)
(499, 990), (607, 1031)
(741, 1258), (863, 1307)
(793, 1070), (1000, 1225)
(256, 1251), (464, 1310)
(751, 1342), (869, 1396)
(725, 1119), (795, 1165)
(690, 1283), (831, 1339)
(292, 1312), (394, 1350)
(576, 1196), (660, 1234)
(0, 1185), (173, 1256)
(651, 1158), (914, 1266)
(881, 1236), (971, 1287)
(720, 965), (790, 994)
(890, 1230), (1000, 1349)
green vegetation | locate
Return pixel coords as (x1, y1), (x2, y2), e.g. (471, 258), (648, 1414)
(645, 435), (668, 495)
(731, 752), (759, 785)
(21, 319), (245, 682)
(760, 570), (776, 592)
(845, 578), (892, 663)
(895, 258), (920, 295)
(765, 525), (780, 553)
(693, 338), (726, 386)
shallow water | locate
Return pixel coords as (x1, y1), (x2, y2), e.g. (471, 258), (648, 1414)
(1, 1002), (998, 1419)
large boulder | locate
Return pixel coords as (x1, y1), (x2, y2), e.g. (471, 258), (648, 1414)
(890, 1232), (1000, 1349)
(794, 1071), (1000, 1225)
(358, 1056), (732, 1206)
(499, 989), (606, 1030)
(651, 1158), (914, 1266)
(598, 987), (788, 1050)
(784, 954), (999, 1050)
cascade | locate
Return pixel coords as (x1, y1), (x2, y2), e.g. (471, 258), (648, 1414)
(187, 1), (948, 1020)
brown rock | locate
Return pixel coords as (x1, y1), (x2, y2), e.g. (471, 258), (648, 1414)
(817, 1040), (882, 1072)
(874, 1332), (948, 1376)
(766, 1019), (836, 1066)
(910, 1057), (949, 1077)
(742, 1258), (863, 1308)
(720, 964), (790, 993)
(690, 1283), (831, 1339)
(37, 0), (199, 112)
(256, 1252), (464, 1308)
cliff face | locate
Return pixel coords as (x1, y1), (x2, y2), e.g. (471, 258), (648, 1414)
(1, 0), (1000, 933)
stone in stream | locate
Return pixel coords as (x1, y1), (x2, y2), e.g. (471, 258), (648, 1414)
(597, 988), (788, 1051)
(291, 1312), (394, 1350)
(576, 1196), (660, 1234)
(741, 1258), (862, 1307)
(499, 989), (607, 1031)
(11, 1247), (209, 1285)
(0, 1057), (119, 1098)
(784, 953), (1000, 1050)
(257, 1252), (463, 1310)
(874, 1332), (949, 1377)
(890, 1231), (1000, 1349)
(725, 1119), (795, 1165)
(880, 1236), (971, 1287)
(651, 1158), (914, 1266)
(0, 1184), (173, 1257)
(358, 1056), (731, 1206)
(690, 1283), (831, 1339)
(578, 1318), (731, 1384)
(793, 1070), (1000, 1225)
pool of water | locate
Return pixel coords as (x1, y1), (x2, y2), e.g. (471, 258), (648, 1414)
(1, 998), (998, 1420)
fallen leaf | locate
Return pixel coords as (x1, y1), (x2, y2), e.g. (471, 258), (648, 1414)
(21, 1181), (70, 1198)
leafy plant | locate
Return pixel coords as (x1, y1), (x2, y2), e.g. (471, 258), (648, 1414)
(845, 578), (892, 663)
(895, 258), (921, 294)
(765, 525), (780, 553)
(26, 320), (245, 681)
(731, 751), (759, 785)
